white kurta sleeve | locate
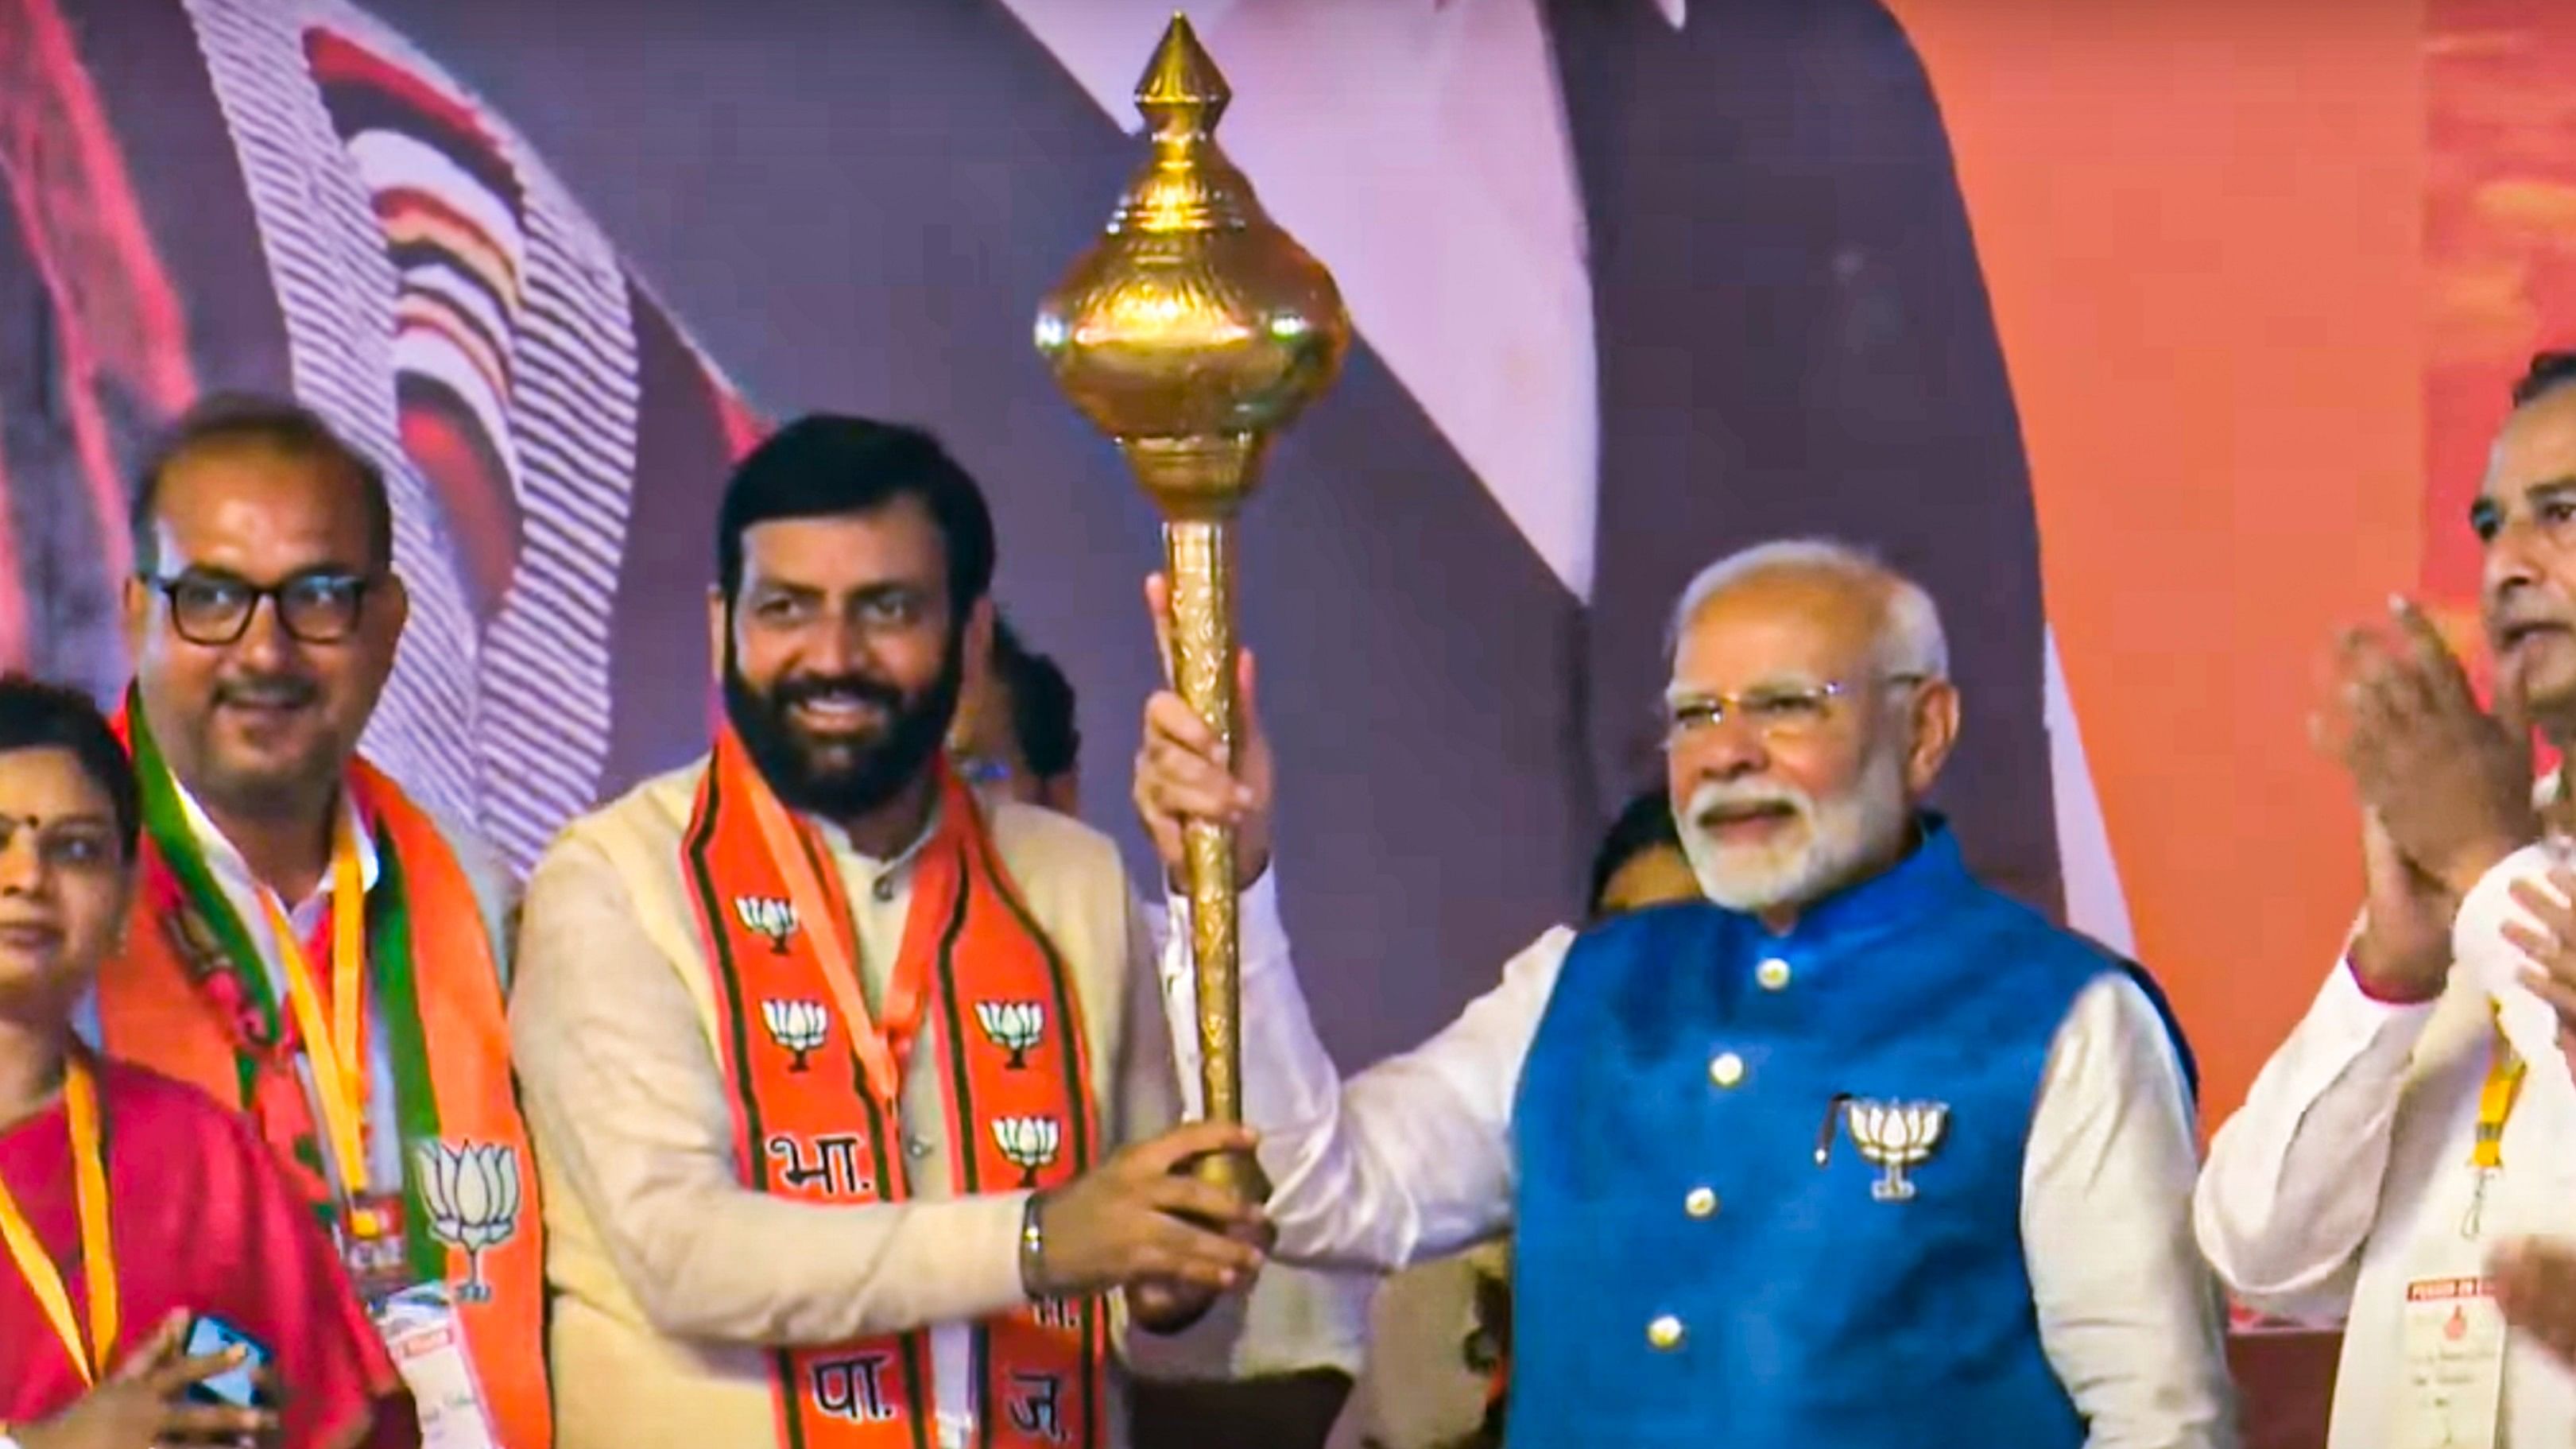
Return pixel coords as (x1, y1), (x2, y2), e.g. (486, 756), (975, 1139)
(1172, 871), (1569, 1271)
(2022, 974), (2237, 1447)
(2194, 952), (2440, 1318)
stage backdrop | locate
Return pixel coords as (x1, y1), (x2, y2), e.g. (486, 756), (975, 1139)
(0, 0), (2549, 1122)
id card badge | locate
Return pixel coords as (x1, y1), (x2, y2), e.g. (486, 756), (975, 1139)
(374, 1284), (501, 1449)
(335, 1191), (413, 1304)
(2398, 1276), (2505, 1449)
(2399, 1156), (2509, 1449)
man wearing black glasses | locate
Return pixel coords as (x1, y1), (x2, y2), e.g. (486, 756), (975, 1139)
(83, 395), (551, 1448)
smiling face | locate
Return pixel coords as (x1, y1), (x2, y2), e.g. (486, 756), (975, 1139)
(712, 497), (987, 823)
(0, 746), (130, 1025)
(2477, 385), (2576, 736)
(122, 443), (406, 821)
(1661, 567), (1958, 920)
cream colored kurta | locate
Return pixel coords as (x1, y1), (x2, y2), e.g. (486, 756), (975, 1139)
(509, 761), (1255, 1449)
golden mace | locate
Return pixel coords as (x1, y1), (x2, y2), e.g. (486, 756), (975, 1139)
(1035, 14), (1350, 1200)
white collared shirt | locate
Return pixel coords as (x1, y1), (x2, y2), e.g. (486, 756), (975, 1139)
(1184, 870), (2235, 1449)
(76, 781), (409, 1196)
(2198, 847), (2576, 1448)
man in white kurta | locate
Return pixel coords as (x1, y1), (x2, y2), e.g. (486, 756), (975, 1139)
(2197, 351), (2576, 1448)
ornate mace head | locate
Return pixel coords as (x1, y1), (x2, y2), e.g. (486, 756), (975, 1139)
(1032, 13), (1351, 523)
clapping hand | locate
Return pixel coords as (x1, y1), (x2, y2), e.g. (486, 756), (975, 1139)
(2494, 1239), (2576, 1370)
(2317, 598), (2538, 897)
(2500, 860), (2576, 1082)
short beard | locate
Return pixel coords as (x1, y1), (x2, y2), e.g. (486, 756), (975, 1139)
(183, 730), (341, 826)
(1677, 744), (1911, 914)
(722, 624), (965, 823)
(191, 752), (338, 822)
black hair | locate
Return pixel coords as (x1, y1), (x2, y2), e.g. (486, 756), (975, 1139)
(993, 614), (1079, 779)
(716, 415), (997, 612)
(0, 675), (141, 863)
(130, 393), (393, 576)
(2512, 351), (2576, 409)
(1586, 787), (1683, 920)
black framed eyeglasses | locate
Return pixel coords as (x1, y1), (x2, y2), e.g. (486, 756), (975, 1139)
(141, 571), (376, 646)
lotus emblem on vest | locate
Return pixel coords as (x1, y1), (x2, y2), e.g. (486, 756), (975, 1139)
(763, 998), (831, 1071)
(992, 1116), (1062, 1187)
(413, 1140), (521, 1301)
(1844, 1099), (1948, 1201)
(974, 1001), (1046, 1069)
(735, 894), (798, 953)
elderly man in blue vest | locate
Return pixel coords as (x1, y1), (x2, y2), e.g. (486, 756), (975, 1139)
(1131, 539), (2236, 1447)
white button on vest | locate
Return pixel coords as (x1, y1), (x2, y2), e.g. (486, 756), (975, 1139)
(1646, 1314), (1686, 1350)
(905, 1134), (934, 1160)
(1756, 958), (1792, 990)
(1709, 1052), (1745, 1088)
(1683, 1187), (1718, 1218)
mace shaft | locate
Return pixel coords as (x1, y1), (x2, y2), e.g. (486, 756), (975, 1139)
(1164, 518), (1267, 1201)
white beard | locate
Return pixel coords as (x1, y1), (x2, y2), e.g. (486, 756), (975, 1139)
(1677, 744), (1910, 914)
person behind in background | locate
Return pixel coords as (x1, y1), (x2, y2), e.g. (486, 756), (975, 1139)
(952, 616), (1082, 816)
(0, 674), (418, 1449)
(90, 396), (543, 1445)
(1585, 788), (1696, 920)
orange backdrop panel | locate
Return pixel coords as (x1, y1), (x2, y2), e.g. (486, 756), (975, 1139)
(2423, 2), (2576, 605)
(1888, 0), (2427, 1122)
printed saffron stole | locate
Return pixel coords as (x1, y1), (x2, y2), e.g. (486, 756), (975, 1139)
(684, 729), (1104, 1449)
(95, 698), (551, 1449)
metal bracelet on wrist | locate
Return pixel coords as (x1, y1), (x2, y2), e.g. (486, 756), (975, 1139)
(1018, 1191), (1050, 1299)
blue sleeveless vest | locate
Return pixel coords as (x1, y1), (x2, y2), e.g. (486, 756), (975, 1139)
(1509, 823), (2163, 1447)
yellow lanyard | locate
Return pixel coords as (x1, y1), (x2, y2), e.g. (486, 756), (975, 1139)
(260, 813), (373, 1211)
(2461, 1011), (2528, 1241)
(2473, 1017), (2527, 1172)
(0, 1056), (120, 1384)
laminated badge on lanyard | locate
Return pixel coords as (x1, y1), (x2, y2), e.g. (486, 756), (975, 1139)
(265, 819), (502, 1448)
(2394, 1010), (2526, 1449)
(258, 818), (411, 1304)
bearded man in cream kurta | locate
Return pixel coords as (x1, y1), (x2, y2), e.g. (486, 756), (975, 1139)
(510, 416), (1293, 1449)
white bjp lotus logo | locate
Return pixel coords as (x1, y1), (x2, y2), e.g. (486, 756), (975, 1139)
(974, 1002), (1046, 1069)
(992, 1116), (1062, 1187)
(1844, 1099), (1948, 1202)
(734, 895), (797, 953)
(414, 1141), (521, 1301)
(763, 999), (831, 1071)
